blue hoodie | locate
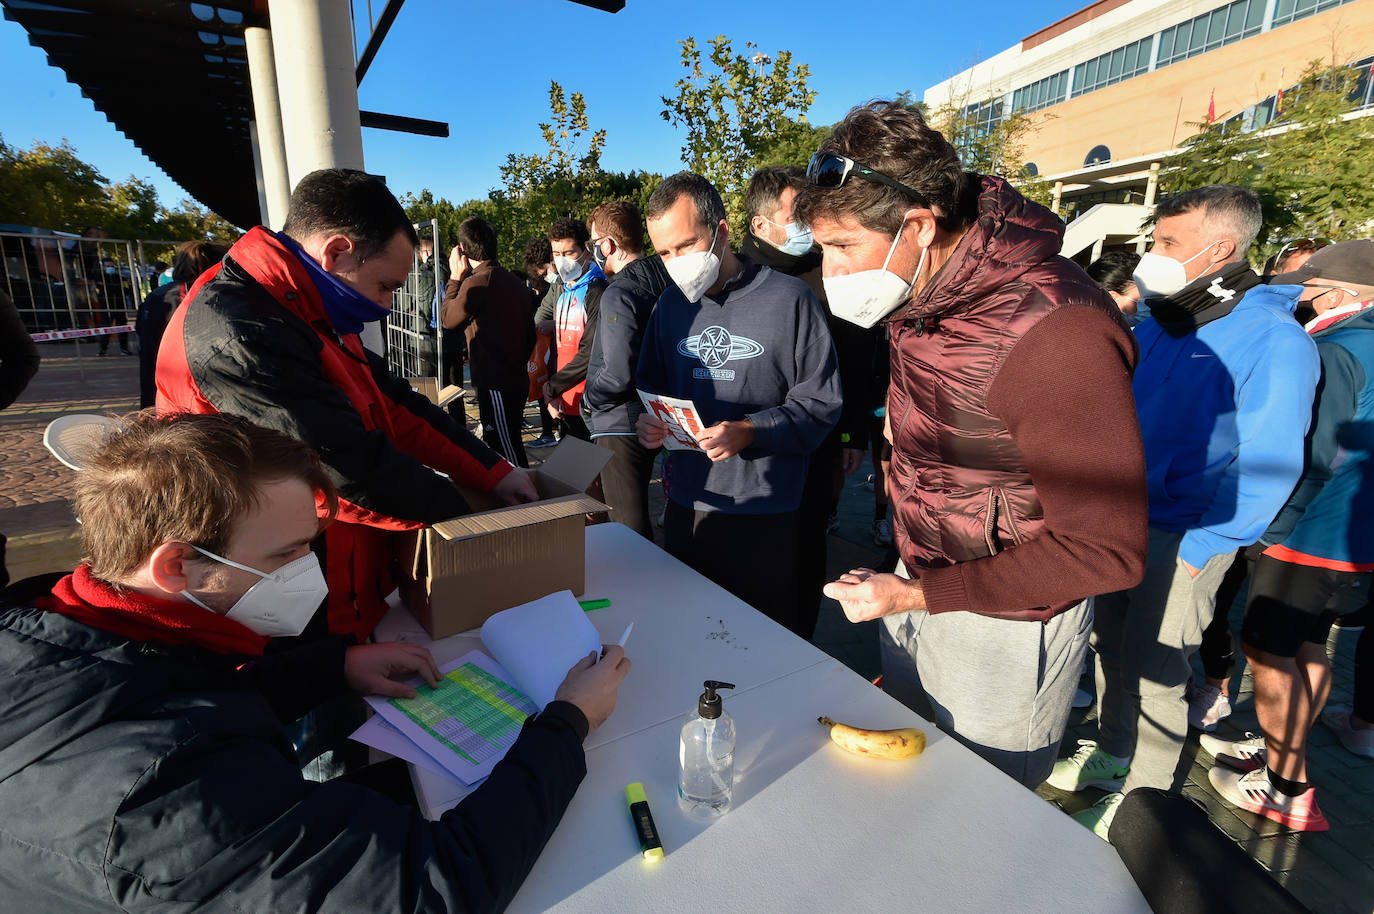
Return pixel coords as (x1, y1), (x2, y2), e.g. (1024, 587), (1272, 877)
(636, 258), (841, 515)
(1263, 303), (1374, 564)
(1132, 282), (1319, 569)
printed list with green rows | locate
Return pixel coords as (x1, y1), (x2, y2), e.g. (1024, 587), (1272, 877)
(391, 662), (537, 765)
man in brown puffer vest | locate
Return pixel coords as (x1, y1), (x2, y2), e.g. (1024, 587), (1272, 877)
(806, 100), (1148, 789)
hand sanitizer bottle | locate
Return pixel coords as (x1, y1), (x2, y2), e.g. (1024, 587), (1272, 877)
(678, 680), (736, 819)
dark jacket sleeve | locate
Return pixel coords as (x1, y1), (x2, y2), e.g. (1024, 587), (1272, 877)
(547, 283), (603, 396)
(633, 292), (669, 396)
(583, 283), (641, 415)
(365, 348), (513, 493)
(534, 281), (560, 324)
(0, 289), (39, 410)
(189, 305), (491, 526)
(1262, 341), (1363, 546)
(111, 701), (590, 912)
(831, 318), (877, 450)
(441, 273), (480, 331)
(235, 635), (352, 723)
(745, 290), (843, 455)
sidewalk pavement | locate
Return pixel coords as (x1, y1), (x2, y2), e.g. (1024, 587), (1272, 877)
(3, 348), (1370, 912)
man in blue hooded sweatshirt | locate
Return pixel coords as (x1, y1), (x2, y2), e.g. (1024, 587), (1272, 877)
(1050, 185), (1320, 838)
(636, 172), (842, 633)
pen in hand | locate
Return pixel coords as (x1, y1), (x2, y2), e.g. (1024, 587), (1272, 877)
(600, 623), (633, 661)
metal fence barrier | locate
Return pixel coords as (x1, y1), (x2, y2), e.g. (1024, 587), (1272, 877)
(0, 230), (159, 350)
(385, 218), (448, 385)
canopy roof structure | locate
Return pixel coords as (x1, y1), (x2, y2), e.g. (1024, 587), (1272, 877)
(2, 0), (625, 229)
(3, 0), (265, 227)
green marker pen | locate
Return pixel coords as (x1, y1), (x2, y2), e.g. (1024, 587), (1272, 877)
(579, 598), (611, 611)
(625, 782), (664, 862)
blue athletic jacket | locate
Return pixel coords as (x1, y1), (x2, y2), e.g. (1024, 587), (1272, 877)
(1132, 282), (1319, 569)
(1262, 304), (1374, 564)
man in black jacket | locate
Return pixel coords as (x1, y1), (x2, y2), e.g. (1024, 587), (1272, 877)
(742, 166), (875, 638)
(442, 217), (537, 468)
(584, 200), (672, 538)
(0, 410), (630, 912)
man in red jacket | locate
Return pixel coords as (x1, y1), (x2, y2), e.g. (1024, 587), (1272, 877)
(809, 101), (1148, 788)
(158, 169), (538, 642)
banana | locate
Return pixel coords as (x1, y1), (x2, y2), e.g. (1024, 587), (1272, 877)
(817, 716), (926, 760)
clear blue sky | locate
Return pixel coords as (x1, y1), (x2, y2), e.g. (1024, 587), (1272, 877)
(0, 0), (1083, 218)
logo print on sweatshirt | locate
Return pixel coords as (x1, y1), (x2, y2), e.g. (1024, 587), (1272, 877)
(678, 326), (764, 380)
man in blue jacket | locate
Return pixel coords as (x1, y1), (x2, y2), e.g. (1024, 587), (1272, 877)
(636, 172), (842, 633)
(1203, 240), (1374, 832)
(1051, 185), (1320, 837)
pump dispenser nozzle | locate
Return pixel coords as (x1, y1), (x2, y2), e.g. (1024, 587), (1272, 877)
(697, 680), (736, 719)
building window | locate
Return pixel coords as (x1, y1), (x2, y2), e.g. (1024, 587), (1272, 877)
(1073, 37), (1154, 96)
(1272, 0), (1354, 27)
(1156, 0), (1265, 69)
(1084, 145), (1111, 167)
(1011, 69), (1070, 113)
(1022, 162), (1039, 178)
(962, 98), (1004, 138)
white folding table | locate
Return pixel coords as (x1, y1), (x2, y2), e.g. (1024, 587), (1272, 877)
(374, 523), (1149, 913)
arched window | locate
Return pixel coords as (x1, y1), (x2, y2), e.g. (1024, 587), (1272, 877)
(1021, 162), (1039, 178)
(1084, 145), (1111, 167)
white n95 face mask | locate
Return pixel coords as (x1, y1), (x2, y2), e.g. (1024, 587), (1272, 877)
(554, 255), (585, 285)
(666, 228), (723, 302)
(822, 225), (926, 329)
(182, 547), (328, 638)
(1132, 242), (1218, 300)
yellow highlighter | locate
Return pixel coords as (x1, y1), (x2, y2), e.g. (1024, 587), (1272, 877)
(625, 782), (664, 862)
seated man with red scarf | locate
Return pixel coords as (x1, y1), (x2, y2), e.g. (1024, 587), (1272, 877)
(0, 411), (628, 911)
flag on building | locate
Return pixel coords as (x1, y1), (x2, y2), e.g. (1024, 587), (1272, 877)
(1276, 68), (1285, 115)
(1207, 89), (1216, 124)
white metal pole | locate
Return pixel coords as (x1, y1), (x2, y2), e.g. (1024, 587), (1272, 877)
(269, 0), (366, 190)
(244, 26), (292, 228)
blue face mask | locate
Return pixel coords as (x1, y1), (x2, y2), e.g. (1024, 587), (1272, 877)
(277, 232), (392, 335)
(762, 217), (815, 257)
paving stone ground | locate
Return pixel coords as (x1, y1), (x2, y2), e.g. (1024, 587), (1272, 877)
(4, 346), (1370, 912)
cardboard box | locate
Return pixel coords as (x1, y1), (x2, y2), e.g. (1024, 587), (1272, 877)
(410, 436), (611, 638)
(407, 376), (467, 428)
(407, 376), (464, 408)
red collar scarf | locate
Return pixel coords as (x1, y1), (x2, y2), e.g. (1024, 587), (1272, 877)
(42, 565), (269, 656)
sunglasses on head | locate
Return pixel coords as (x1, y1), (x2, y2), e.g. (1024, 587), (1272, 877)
(807, 153), (930, 208)
(1276, 237), (1331, 261)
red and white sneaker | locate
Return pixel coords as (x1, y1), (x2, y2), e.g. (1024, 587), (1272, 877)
(1199, 731), (1266, 773)
(1208, 766), (1330, 832)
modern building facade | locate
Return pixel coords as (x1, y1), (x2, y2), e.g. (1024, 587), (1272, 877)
(925, 0), (1374, 257)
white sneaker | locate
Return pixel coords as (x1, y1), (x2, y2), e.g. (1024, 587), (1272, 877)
(1187, 683), (1232, 731)
(1320, 705), (1374, 759)
(1047, 740), (1130, 792)
(1070, 791), (1124, 840)
(1199, 731), (1266, 772)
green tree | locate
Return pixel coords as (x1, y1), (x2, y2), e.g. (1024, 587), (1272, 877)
(661, 36), (818, 228)
(1163, 58), (1374, 262)
(1266, 61), (1374, 242)
(0, 136), (242, 243)
(927, 90), (1054, 207)
(156, 200), (241, 244)
(0, 136), (113, 231)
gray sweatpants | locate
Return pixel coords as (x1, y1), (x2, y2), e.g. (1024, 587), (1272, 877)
(879, 562), (1093, 788)
(1093, 527), (1234, 792)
